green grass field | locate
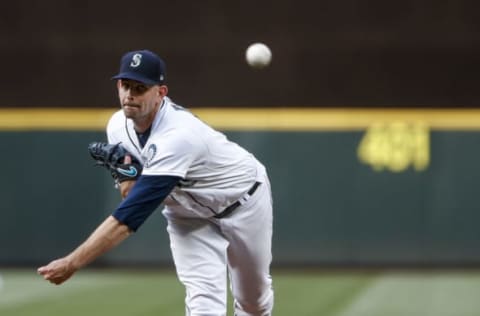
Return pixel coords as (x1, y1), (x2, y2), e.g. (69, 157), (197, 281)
(1, 268), (480, 316)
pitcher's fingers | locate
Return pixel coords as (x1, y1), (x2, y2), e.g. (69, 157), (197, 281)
(37, 266), (49, 274)
(124, 155), (132, 164)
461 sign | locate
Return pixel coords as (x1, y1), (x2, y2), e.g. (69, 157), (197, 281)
(357, 121), (430, 172)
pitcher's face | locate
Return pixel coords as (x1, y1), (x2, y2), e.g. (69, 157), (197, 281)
(117, 79), (164, 120)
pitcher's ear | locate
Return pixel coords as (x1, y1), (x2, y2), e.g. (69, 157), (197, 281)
(159, 85), (168, 96)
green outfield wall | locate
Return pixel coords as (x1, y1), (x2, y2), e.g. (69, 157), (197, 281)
(1, 108), (480, 267)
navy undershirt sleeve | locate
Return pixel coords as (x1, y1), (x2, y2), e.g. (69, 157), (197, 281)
(112, 175), (181, 232)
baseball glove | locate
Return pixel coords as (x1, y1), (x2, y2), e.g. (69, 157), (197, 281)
(88, 142), (142, 185)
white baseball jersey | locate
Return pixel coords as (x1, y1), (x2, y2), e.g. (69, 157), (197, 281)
(107, 97), (267, 218)
(106, 97), (274, 315)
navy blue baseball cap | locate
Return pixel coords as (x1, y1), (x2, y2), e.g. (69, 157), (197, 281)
(112, 50), (166, 85)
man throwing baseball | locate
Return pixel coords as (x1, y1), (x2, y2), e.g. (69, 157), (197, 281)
(38, 49), (274, 316)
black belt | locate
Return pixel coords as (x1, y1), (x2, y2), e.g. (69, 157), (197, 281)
(214, 182), (261, 219)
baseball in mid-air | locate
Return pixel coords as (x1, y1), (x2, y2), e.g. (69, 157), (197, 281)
(245, 43), (272, 69)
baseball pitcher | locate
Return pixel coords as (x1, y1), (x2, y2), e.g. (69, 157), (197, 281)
(38, 49), (274, 316)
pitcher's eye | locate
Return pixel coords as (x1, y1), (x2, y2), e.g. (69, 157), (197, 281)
(134, 85), (148, 93)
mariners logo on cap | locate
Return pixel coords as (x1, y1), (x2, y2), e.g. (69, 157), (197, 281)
(130, 53), (142, 67)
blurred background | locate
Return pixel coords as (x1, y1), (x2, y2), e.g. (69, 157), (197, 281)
(1, 0), (480, 108)
(1, 1), (480, 315)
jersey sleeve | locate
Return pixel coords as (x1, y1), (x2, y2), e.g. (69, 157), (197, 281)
(106, 110), (124, 144)
(142, 130), (204, 178)
(112, 175), (181, 231)
(107, 132), (118, 144)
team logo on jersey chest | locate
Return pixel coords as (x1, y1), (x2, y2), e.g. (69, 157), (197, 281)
(143, 143), (157, 167)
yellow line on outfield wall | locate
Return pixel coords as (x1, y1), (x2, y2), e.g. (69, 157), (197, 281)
(0, 109), (116, 131)
(1, 108), (480, 131)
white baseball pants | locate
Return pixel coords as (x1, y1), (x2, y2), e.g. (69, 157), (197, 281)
(164, 176), (274, 316)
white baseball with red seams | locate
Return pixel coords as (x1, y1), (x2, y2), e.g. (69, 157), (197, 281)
(245, 43), (272, 68)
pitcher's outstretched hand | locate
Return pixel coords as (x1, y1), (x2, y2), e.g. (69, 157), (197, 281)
(37, 258), (76, 285)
